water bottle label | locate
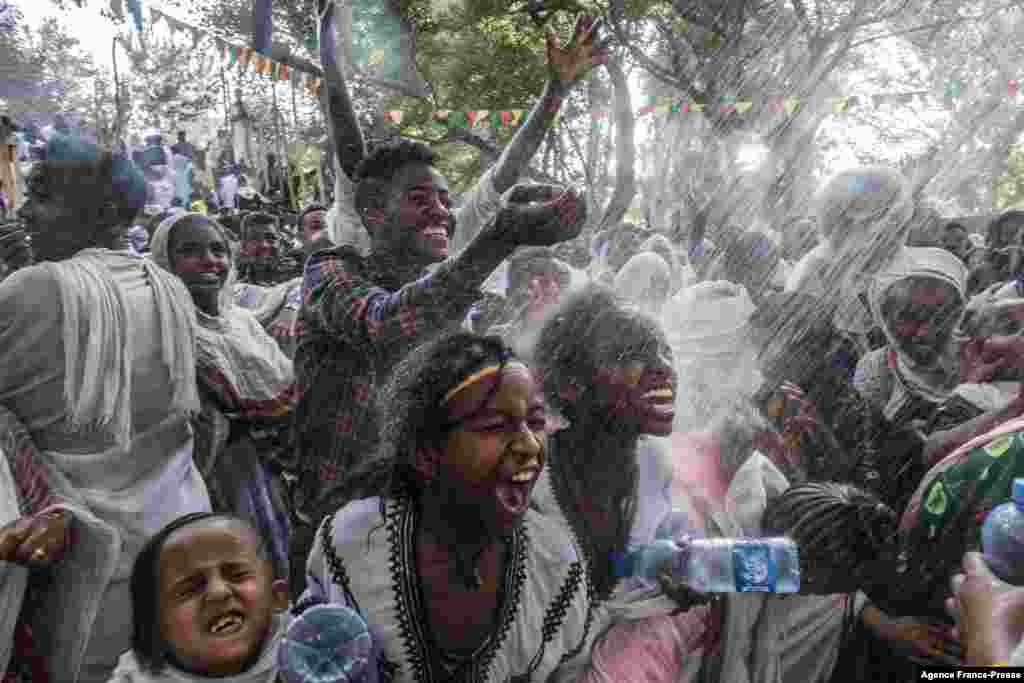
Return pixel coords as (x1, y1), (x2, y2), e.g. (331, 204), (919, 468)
(734, 542), (776, 592)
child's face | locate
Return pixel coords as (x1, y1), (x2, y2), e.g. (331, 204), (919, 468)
(157, 520), (287, 677)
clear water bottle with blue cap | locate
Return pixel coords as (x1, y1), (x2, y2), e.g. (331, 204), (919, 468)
(982, 478), (1024, 584)
(614, 537), (800, 593)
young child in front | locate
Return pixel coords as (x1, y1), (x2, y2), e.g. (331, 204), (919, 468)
(107, 512), (290, 682)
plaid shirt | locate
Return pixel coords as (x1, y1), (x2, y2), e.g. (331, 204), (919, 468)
(292, 244), (504, 521)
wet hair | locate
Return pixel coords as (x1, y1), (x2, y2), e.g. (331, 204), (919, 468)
(32, 135), (146, 231)
(342, 332), (520, 502)
(353, 138), (437, 228)
(533, 285), (662, 421)
(987, 209), (1024, 248)
(762, 482), (898, 590)
(240, 212), (278, 239)
(130, 512), (273, 675)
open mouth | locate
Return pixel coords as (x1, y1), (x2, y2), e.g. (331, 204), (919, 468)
(208, 611), (245, 636)
(497, 460), (541, 516)
(641, 386), (676, 419)
(420, 225), (449, 247)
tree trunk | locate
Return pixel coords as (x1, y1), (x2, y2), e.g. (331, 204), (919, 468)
(598, 59), (637, 232)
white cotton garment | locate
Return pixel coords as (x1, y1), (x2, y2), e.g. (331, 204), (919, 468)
(107, 612), (291, 682)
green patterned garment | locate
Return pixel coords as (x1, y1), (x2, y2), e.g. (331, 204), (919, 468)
(893, 427), (1024, 616)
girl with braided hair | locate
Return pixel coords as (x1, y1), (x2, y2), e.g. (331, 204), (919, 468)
(300, 332), (596, 683)
(763, 482), (962, 680)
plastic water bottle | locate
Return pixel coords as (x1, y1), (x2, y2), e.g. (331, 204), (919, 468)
(279, 604), (378, 683)
(614, 537), (801, 593)
(982, 478), (1024, 584)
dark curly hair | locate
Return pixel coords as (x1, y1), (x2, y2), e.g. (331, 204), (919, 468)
(130, 512), (274, 675)
(240, 211), (279, 239)
(353, 138), (437, 228)
(342, 332), (520, 502)
(533, 285), (664, 422)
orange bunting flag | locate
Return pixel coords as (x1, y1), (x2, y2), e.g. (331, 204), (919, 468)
(278, 64), (289, 82)
(238, 47), (254, 71)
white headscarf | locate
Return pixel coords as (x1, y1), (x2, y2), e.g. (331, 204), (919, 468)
(613, 252), (672, 318)
(864, 246), (969, 415)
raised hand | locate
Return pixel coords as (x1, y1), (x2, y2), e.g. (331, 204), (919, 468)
(947, 551), (1024, 666)
(494, 185), (587, 247)
(0, 221), (33, 272)
(546, 15), (611, 88)
(0, 510), (70, 568)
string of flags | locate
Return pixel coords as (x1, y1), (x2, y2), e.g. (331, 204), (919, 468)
(114, 0), (325, 97)
(384, 80), (1023, 130)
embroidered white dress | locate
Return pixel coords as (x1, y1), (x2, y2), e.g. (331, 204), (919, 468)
(302, 494), (596, 683)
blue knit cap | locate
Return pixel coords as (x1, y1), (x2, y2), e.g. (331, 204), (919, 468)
(45, 134), (147, 215)
(278, 604), (378, 683)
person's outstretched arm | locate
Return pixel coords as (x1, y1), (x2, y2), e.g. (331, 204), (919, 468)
(319, 0), (364, 181)
(452, 16), (609, 251)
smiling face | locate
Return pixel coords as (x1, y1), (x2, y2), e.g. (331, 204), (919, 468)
(370, 163), (453, 264)
(882, 276), (963, 367)
(169, 218), (231, 316)
(156, 519), (287, 678)
(587, 314), (677, 436)
(427, 364), (547, 537)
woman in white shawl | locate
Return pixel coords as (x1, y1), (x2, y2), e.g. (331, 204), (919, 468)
(0, 136), (209, 682)
(149, 212), (295, 579)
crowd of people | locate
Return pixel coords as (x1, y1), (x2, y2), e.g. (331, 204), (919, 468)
(5, 5), (1024, 683)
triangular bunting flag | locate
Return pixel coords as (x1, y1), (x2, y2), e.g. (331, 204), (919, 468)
(1011, 80), (1019, 99)
(499, 111), (513, 127)
(489, 111), (503, 129)
(654, 104), (670, 116)
(435, 110), (451, 122)
(670, 102), (681, 113)
(736, 101), (753, 114)
(449, 111), (468, 128)
(278, 64), (289, 82)
(690, 102), (705, 113)
(783, 97), (799, 114)
(944, 80), (962, 98)
(830, 97), (849, 114)
(592, 110), (609, 119)
(638, 104), (655, 115)
(767, 96), (783, 112)
(227, 46), (239, 68)
(238, 47), (254, 72)
(385, 110), (403, 125)
(721, 95), (737, 113)
(508, 110), (524, 127)
(465, 111), (479, 126)
(474, 110), (490, 127)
